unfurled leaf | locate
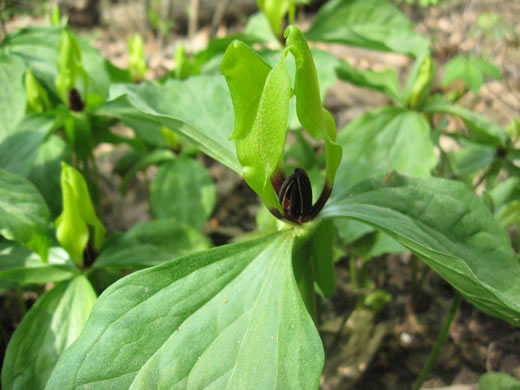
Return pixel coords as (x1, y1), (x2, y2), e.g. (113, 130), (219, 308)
(150, 158), (216, 230)
(0, 169), (51, 261)
(479, 372), (520, 390)
(0, 53), (26, 142)
(1, 276), (96, 390)
(323, 172), (520, 326)
(97, 76), (240, 172)
(0, 241), (77, 284)
(442, 55), (502, 93)
(46, 231), (324, 389)
(94, 219), (211, 270)
(423, 95), (508, 146)
(336, 60), (402, 103)
(305, 0), (430, 58)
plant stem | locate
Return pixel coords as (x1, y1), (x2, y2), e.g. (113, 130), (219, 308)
(15, 287), (27, 317)
(412, 292), (462, 390)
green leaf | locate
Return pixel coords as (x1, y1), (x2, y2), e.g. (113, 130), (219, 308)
(46, 231), (324, 389)
(322, 172), (520, 325)
(334, 107), (436, 195)
(442, 55), (502, 93)
(150, 158), (216, 230)
(447, 140), (495, 180)
(336, 60), (402, 103)
(305, 0), (430, 58)
(496, 200), (520, 228)
(479, 372), (520, 390)
(0, 53), (26, 143)
(423, 95), (508, 146)
(55, 162), (105, 265)
(333, 107), (436, 244)
(0, 114), (56, 176)
(1, 276), (96, 390)
(97, 76), (240, 172)
(222, 41), (291, 212)
(94, 219), (211, 270)
(0, 241), (77, 284)
(0, 169), (51, 261)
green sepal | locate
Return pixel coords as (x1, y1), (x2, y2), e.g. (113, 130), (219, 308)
(403, 54), (434, 109)
(25, 67), (52, 113)
(128, 34), (147, 82)
(55, 162), (105, 265)
(222, 41), (292, 212)
(55, 29), (88, 105)
(284, 25), (342, 187)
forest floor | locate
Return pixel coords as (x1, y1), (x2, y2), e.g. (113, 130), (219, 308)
(2, 0), (520, 389)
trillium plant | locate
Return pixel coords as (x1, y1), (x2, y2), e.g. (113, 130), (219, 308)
(44, 26), (520, 389)
(1, 1), (520, 389)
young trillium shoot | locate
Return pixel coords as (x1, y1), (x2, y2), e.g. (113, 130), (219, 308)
(221, 25), (342, 224)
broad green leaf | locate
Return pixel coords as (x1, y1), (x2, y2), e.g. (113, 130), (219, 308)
(442, 55), (502, 93)
(322, 172), (520, 325)
(496, 200), (520, 228)
(479, 372), (520, 390)
(447, 140), (495, 180)
(150, 158), (216, 230)
(0, 169), (51, 261)
(46, 231), (324, 389)
(285, 26), (342, 187)
(487, 177), (520, 212)
(222, 41), (291, 212)
(0, 53), (26, 142)
(305, 0), (430, 58)
(94, 219), (211, 270)
(97, 76), (240, 172)
(336, 60), (402, 103)
(0, 241), (77, 284)
(120, 148), (175, 193)
(334, 107), (436, 195)
(0, 114), (56, 176)
(333, 107), (436, 244)
(55, 162), (105, 265)
(423, 95), (508, 146)
(1, 275), (96, 390)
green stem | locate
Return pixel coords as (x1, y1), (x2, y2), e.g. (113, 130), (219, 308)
(292, 239), (317, 322)
(15, 287), (27, 317)
(413, 292), (462, 390)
